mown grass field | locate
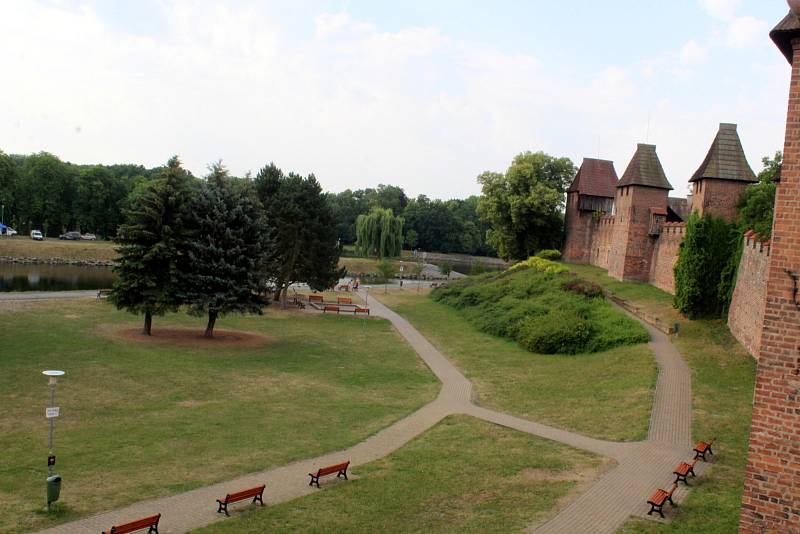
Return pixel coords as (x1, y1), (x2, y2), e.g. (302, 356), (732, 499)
(561, 263), (756, 534)
(194, 416), (605, 534)
(0, 236), (118, 261)
(376, 289), (657, 441)
(0, 300), (437, 533)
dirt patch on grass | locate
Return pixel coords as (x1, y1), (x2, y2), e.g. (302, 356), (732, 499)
(105, 325), (274, 349)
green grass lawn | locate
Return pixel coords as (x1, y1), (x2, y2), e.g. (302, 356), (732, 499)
(559, 263), (756, 534)
(193, 416), (605, 534)
(0, 236), (119, 261)
(376, 289), (657, 442)
(0, 300), (437, 534)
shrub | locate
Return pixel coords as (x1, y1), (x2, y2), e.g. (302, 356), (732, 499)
(674, 212), (737, 318)
(431, 266), (648, 355)
(516, 310), (593, 354)
(561, 279), (603, 298)
(510, 256), (568, 274)
(536, 249), (562, 260)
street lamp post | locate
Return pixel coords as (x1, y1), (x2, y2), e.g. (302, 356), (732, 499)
(42, 370), (65, 511)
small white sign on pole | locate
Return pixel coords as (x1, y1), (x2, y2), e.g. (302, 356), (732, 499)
(45, 407), (60, 419)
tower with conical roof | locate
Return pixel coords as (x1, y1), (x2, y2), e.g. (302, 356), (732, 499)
(689, 123), (756, 222)
(562, 158), (618, 263)
(607, 144), (673, 281)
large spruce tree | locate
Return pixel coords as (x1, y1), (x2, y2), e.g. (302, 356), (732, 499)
(181, 162), (271, 337)
(254, 163), (341, 308)
(110, 156), (193, 335)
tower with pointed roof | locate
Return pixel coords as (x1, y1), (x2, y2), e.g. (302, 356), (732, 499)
(607, 144), (673, 281)
(562, 158), (618, 263)
(689, 123), (756, 222)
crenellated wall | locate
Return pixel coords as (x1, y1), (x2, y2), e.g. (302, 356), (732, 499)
(727, 232), (770, 359)
(649, 222), (686, 294)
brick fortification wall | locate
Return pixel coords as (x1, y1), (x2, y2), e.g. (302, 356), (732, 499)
(648, 223), (685, 294)
(589, 216), (614, 269)
(727, 233), (770, 359)
(739, 34), (800, 533)
(563, 194), (594, 263)
(692, 178), (750, 222)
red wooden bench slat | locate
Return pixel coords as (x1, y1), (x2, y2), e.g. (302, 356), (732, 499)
(337, 297), (352, 304)
(354, 308), (369, 315)
(308, 461), (350, 488)
(309, 295), (323, 302)
(323, 305), (340, 313)
(693, 437), (716, 460)
(104, 513), (160, 534)
(646, 483), (677, 518)
(216, 485), (265, 516)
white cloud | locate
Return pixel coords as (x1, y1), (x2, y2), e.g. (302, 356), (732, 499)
(680, 40), (708, 65)
(0, 1), (789, 200)
(701, 0), (742, 21)
(726, 16), (769, 48)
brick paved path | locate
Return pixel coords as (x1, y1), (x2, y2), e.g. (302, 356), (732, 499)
(35, 292), (699, 534)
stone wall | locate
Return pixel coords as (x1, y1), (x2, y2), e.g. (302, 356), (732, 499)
(648, 222), (685, 294)
(727, 233), (770, 359)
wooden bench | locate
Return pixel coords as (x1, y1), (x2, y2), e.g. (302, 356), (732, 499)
(693, 438), (716, 461)
(216, 485), (265, 516)
(308, 461), (350, 488)
(647, 483), (677, 519)
(353, 307), (370, 316)
(323, 305), (340, 314)
(102, 514), (161, 534)
(673, 459), (698, 485)
(337, 284), (351, 292)
(337, 297), (352, 305)
(97, 289), (112, 299)
(309, 295), (324, 303)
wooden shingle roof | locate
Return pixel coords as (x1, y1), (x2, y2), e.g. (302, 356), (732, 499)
(617, 144), (673, 190)
(567, 158), (618, 198)
(689, 123), (756, 183)
(771, 10), (800, 64)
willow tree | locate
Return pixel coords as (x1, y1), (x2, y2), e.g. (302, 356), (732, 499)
(355, 207), (404, 258)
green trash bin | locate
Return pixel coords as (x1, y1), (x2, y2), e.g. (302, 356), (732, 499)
(46, 475), (61, 504)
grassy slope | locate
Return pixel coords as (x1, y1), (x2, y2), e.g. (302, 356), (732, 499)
(377, 289), (657, 442)
(0, 236), (118, 261)
(562, 263), (756, 534)
(0, 300), (437, 533)
(194, 416), (603, 534)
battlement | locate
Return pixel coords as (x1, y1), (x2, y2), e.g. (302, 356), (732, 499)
(743, 230), (771, 255)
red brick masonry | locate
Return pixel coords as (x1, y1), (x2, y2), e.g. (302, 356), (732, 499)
(727, 232), (770, 360)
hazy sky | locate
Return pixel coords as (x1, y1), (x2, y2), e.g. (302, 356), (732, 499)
(0, 1), (793, 198)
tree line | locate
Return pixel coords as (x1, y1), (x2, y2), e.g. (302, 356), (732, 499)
(1, 148), (576, 260)
(111, 157), (340, 337)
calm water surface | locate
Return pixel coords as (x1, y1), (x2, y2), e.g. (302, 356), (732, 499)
(0, 263), (116, 291)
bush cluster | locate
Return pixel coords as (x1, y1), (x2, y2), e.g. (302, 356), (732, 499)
(432, 267), (648, 355)
(535, 249), (562, 260)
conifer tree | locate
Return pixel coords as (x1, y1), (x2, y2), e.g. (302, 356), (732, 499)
(254, 163), (341, 308)
(110, 156), (193, 335)
(181, 162), (271, 337)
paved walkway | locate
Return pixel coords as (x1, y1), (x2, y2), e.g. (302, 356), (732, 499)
(35, 290), (700, 534)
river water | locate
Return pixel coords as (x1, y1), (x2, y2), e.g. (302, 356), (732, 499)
(0, 263), (116, 292)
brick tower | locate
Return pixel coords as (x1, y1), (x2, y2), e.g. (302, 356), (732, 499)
(563, 158), (618, 263)
(739, 8), (800, 533)
(607, 144), (673, 281)
(689, 123), (756, 222)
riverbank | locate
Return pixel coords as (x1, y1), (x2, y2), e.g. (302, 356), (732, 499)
(0, 237), (118, 263)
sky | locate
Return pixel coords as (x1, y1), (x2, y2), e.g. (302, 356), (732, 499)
(0, 0), (794, 199)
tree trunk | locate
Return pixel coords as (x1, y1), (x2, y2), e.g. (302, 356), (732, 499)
(143, 311), (152, 336)
(273, 284), (283, 302)
(280, 286), (288, 310)
(205, 310), (218, 338)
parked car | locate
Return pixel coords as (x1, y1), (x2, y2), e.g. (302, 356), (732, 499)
(7, 228), (17, 236)
(59, 231), (81, 240)
(80, 233), (97, 240)
(30, 230), (44, 241)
